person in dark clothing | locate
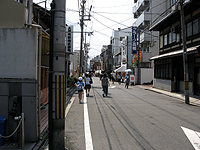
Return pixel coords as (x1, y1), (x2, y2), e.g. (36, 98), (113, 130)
(101, 73), (110, 97)
(125, 74), (130, 89)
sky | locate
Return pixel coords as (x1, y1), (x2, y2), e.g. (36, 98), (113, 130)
(33, 0), (135, 60)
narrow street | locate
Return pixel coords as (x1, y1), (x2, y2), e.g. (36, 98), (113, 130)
(65, 77), (200, 150)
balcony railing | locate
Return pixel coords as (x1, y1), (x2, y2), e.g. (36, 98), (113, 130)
(140, 32), (151, 43)
(132, 0), (149, 14)
(134, 11), (151, 29)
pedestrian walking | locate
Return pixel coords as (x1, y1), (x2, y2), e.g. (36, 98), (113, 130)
(89, 73), (93, 84)
(75, 77), (84, 104)
(111, 71), (115, 84)
(85, 74), (91, 97)
(101, 73), (110, 97)
(125, 74), (130, 89)
(117, 73), (122, 84)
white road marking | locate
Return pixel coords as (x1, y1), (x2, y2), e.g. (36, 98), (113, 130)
(181, 126), (200, 150)
(84, 90), (94, 150)
(110, 86), (116, 88)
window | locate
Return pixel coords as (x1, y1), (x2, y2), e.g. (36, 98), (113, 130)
(164, 34), (168, 46)
(160, 35), (163, 48)
(169, 32), (172, 44)
(154, 59), (172, 79)
(170, 0), (177, 7)
(172, 33), (176, 42)
(146, 47), (149, 53)
(187, 22), (192, 37)
(193, 19), (199, 35)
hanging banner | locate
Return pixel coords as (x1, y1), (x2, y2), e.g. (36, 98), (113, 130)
(132, 26), (137, 54)
(135, 51), (142, 62)
(121, 41), (127, 64)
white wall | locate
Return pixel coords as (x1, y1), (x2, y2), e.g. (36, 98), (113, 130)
(0, 28), (38, 79)
(141, 68), (153, 84)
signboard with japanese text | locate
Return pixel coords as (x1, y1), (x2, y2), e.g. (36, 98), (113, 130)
(121, 44), (127, 64)
(132, 27), (137, 54)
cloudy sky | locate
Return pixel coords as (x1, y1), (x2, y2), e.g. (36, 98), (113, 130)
(33, 0), (135, 59)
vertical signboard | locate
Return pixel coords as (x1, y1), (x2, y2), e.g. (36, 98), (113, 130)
(66, 25), (73, 52)
(132, 27), (137, 54)
(121, 38), (127, 64)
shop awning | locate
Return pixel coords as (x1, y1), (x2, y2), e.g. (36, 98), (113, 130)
(150, 45), (199, 60)
(114, 65), (126, 72)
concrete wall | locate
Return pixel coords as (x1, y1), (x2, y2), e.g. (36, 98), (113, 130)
(0, 0), (28, 28)
(0, 28), (38, 79)
(153, 78), (172, 92)
(0, 28), (39, 142)
(141, 68), (153, 84)
(154, 79), (194, 95)
(179, 81), (194, 95)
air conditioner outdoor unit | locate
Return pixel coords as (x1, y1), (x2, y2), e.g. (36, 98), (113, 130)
(172, 5), (177, 11)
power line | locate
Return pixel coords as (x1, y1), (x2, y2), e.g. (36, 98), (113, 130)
(91, 11), (132, 14)
(92, 16), (114, 30)
(93, 3), (135, 9)
(97, 17), (133, 32)
(91, 11), (129, 28)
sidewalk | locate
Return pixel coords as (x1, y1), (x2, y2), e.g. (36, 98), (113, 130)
(136, 84), (200, 106)
(1, 84), (199, 150)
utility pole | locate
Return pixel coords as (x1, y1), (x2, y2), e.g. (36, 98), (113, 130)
(49, 0), (66, 149)
(179, 0), (189, 104)
(79, 0), (91, 76)
(79, 0), (85, 76)
(137, 26), (140, 85)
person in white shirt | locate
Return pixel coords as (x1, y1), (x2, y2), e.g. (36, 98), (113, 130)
(84, 74), (91, 97)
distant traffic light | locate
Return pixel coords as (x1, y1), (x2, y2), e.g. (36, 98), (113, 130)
(66, 26), (73, 52)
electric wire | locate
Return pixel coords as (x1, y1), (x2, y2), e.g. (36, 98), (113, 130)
(93, 3), (135, 9)
(91, 11), (129, 28)
(72, 0), (179, 58)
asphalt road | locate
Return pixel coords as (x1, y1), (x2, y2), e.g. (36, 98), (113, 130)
(65, 77), (200, 150)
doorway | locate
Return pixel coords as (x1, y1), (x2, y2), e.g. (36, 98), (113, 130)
(194, 67), (200, 95)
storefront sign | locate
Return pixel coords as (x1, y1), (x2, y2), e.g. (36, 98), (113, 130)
(132, 27), (137, 54)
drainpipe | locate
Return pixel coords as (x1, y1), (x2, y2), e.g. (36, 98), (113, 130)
(26, 23), (42, 139)
(28, 0), (33, 25)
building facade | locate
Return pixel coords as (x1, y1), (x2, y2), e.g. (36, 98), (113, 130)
(150, 0), (200, 95)
(0, 0), (51, 142)
(112, 28), (132, 69)
(90, 55), (100, 71)
(132, 0), (167, 84)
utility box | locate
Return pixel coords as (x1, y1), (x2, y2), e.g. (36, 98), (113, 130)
(0, 115), (6, 146)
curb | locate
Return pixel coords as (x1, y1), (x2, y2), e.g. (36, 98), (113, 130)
(136, 85), (200, 106)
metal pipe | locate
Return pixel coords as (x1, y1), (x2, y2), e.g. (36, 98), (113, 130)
(33, 20), (50, 37)
(28, 0), (33, 25)
(21, 113), (24, 150)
